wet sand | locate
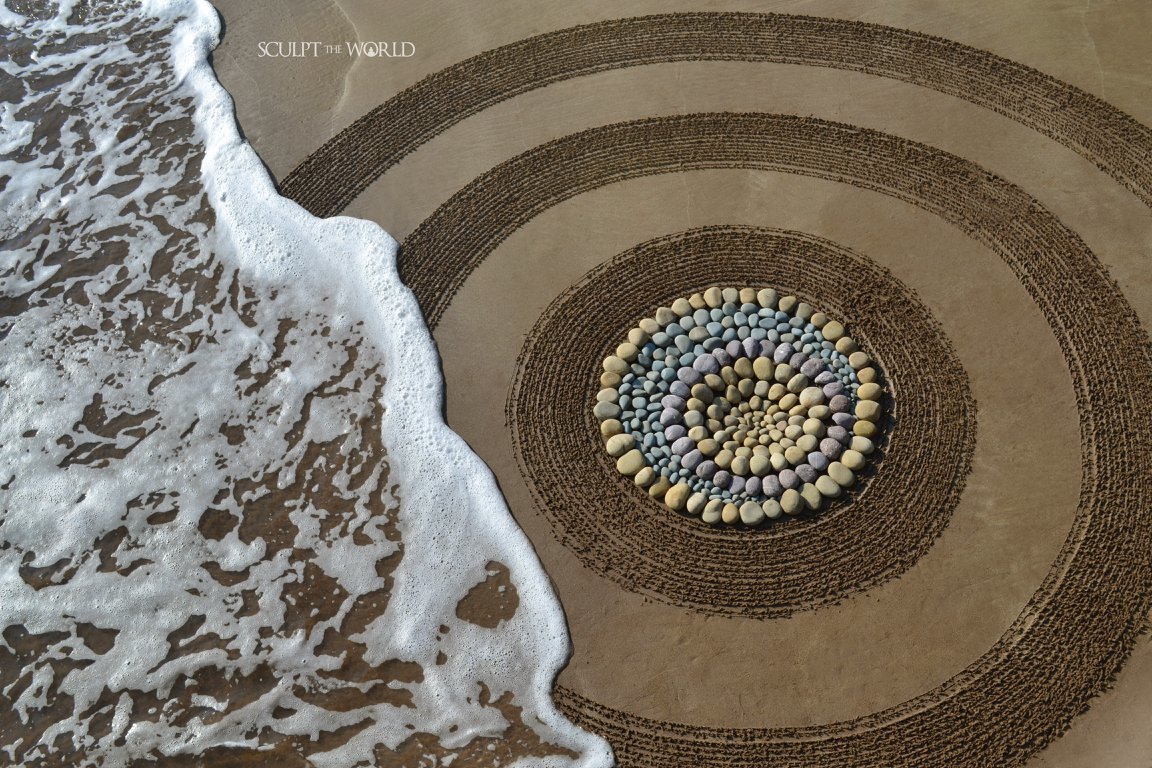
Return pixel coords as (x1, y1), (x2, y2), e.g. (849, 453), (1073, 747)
(211, 1), (1152, 765)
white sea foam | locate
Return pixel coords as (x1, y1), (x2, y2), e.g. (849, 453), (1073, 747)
(0, 0), (613, 765)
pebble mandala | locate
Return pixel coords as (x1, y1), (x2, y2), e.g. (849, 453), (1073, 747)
(594, 286), (885, 526)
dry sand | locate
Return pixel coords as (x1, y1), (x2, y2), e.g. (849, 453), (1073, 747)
(211, 1), (1152, 765)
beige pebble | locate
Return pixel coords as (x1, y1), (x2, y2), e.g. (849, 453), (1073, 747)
(616, 449), (645, 476)
(688, 425), (708, 442)
(596, 387), (618, 403)
(602, 355), (629, 375)
(788, 404), (806, 417)
(739, 287), (758, 304)
(841, 449), (866, 471)
(756, 288), (779, 309)
(704, 373), (725, 391)
(638, 317), (660, 335)
(605, 433), (635, 458)
(664, 482), (691, 510)
(750, 454), (772, 476)
(857, 366), (877, 384)
(702, 499), (724, 524)
(740, 501), (766, 526)
(773, 363), (795, 384)
(808, 404), (831, 420)
(795, 302), (814, 320)
(698, 439), (720, 457)
(855, 400), (882, 422)
(649, 477), (672, 499)
(721, 287), (740, 304)
(691, 383), (715, 404)
(688, 292), (706, 309)
(828, 461), (856, 488)
(753, 444), (770, 457)
(821, 320), (845, 341)
(721, 366), (739, 386)
(704, 287), (724, 308)
(780, 488), (804, 515)
(786, 373), (809, 394)
(627, 327), (649, 347)
(600, 371), (622, 388)
(715, 449), (734, 470)
(731, 455), (750, 475)
(600, 419), (623, 438)
(684, 410), (705, 428)
(778, 393), (799, 410)
(785, 445), (807, 465)
(671, 298), (693, 316)
(616, 342), (639, 362)
(802, 417), (825, 437)
(815, 475), (842, 497)
(854, 420), (879, 438)
(748, 395), (763, 410)
(810, 312), (828, 328)
(737, 445), (754, 457)
(634, 467), (655, 487)
(800, 483), (822, 511)
(725, 385), (742, 404)
(799, 386), (825, 408)
(686, 398), (705, 412)
(767, 439), (783, 453)
(848, 350), (871, 369)
(778, 295), (798, 313)
(835, 336), (858, 355)
(686, 492), (709, 515)
(770, 452), (789, 471)
(762, 498), (783, 520)
(784, 424), (803, 440)
(857, 382), (881, 400)
(734, 357), (753, 378)
(721, 502), (741, 524)
(593, 401), (621, 421)
(768, 382), (787, 400)
(654, 306), (676, 325)
(754, 380), (771, 397)
(796, 434), (818, 453)
(850, 435), (875, 454)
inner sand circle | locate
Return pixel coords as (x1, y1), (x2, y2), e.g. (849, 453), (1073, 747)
(597, 287), (885, 525)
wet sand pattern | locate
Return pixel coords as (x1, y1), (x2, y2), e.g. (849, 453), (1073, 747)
(281, 13), (1152, 768)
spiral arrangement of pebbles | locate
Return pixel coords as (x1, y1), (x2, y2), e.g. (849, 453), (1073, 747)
(596, 287), (883, 526)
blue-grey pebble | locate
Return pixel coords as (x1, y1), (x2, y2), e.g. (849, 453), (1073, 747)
(652, 332), (669, 347)
(721, 328), (738, 342)
(807, 452), (829, 471)
(703, 338), (724, 352)
(706, 321), (724, 336)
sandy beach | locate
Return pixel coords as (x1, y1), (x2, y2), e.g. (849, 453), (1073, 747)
(205, 1), (1152, 765)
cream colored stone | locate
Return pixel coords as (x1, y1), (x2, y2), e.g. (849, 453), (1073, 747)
(664, 482), (692, 511)
(616, 449), (645, 476)
(605, 433), (635, 458)
(781, 488), (804, 515)
(858, 382), (882, 400)
(828, 461), (856, 488)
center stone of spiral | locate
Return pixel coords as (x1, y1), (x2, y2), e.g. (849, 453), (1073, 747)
(593, 286), (886, 526)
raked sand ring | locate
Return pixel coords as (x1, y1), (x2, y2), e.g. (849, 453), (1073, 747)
(597, 288), (885, 526)
(283, 14), (1152, 768)
(515, 226), (962, 619)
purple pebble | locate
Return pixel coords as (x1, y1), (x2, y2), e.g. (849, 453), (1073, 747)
(759, 341), (777, 358)
(664, 424), (687, 442)
(713, 349), (733, 367)
(823, 381), (845, 398)
(807, 452), (830, 471)
(669, 381), (691, 398)
(712, 470), (732, 489)
(728, 476), (746, 495)
(742, 337), (759, 358)
(696, 460), (717, 480)
(763, 476), (784, 498)
(778, 469), (800, 489)
(677, 366), (703, 386)
(796, 464), (818, 484)
(800, 358), (825, 378)
(789, 352), (808, 370)
(693, 355), (720, 375)
(815, 371), (837, 385)
(832, 412), (857, 429)
(828, 394), (850, 413)
(726, 339), (744, 359)
(827, 425), (849, 444)
(745, 476), (763, 496)
(820, 438), (844, 459)
(681, 449), (704, 471)
(672, 436), (696, 456)
(773, 343), (794, 363)
(661, 394), (686, 411)
(659, 408), (683, 427)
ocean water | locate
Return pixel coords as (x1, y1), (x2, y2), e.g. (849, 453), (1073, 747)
(0, 1), (612, 766)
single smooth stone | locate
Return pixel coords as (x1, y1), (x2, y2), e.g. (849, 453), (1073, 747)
(828, 394), (851, 414)
(762, 475), (784, 498)
(665, 482), (692, 511)
(756, 288), (779, 309)
(762, 498), (783, 520)
(800, 358), (824, 378)
(713, 350), (733, 368)
(639, 317), (661, 335)
(848, 350), (871, 369)
(795, 434), (818, 453)
(738, 288), (757, 305)
(681, 449), (704, 471)
(800, 482), (822, 510)
(616, 449), (646, 476)
(661, 395), (686, 411)
(742, 337), (760, 358)
(616, 342), (639, 362)
(677, 367), (703, 387)
(753, 357), (774, 381)
(841, 449), (866, 471)
(684, 410), (705, 428)
(686, 492), (709, 515)
(714, 449), (735, 470)
(729, 476), (746, 496)
(809, 312), (828, 328)
(627, 328), (650, 347)
(651, 332), (670, 347)
(858, 382), (881, 401)
(659, 409), (683, 427)
(603, 355), (630, 375)
(773, 343), (794, 364)
(698, 438), (720, 457)
(633, 467), (656, 487)
(665, 424), (687, 441)
(820, 438), (844, 459)
(704, 287), (724, 308)
(669, 381), (691, 399)
(773, 364), (795, 384)
(745, 476), (763, 496)
(814, 371), (837, 385)
(857, 366), (878, 384)
(740, 501), (766, 526)
(648, 477), (672, 499)
(733, 357), (754, 379)
(693, 354), (720, 374)
(854, 420), (879, 438)
(702, 499), (724, 524)
(605, 433), (635, 458)
(594, 401), (622, 421)
(721, 502), (741, 525)
(801, 418), (825, 437)
(822, 380), (845, 398)
(832, 412), (857, 429)
(850, 435), (875, 455)
(780, 488), (804, 515)
(721, 288), (740, 304)
(671, 297), (693, 316)
(778, 468), (800, 489)
(828, 461), (856, 487)
(713, 470), (732, 489)
(807, 451), (829, 471)
(778, 295), (798, 313)
(796, 464), (818, 483)
(816, 475), (842, 498)
(827, 425), (850, 444)
(769, 452), (789, 472)
(786, 373), (809, 394)
(671, 436), (696, 456)
(688, 326), (710, 343)
(725, 339), (744, 359)
(696, 460), (718, 480)
(749, 455), (772, 476)
(730, 455), (751, 476)
(784, 446), (807, 465)
(821, 320), (845, 341)
(835, 336), (859, 354)
(601, 371), (622, 388)
(855, 400), (882, 422)
(795, 302), (814, 320)
(600, 419), (623, 438)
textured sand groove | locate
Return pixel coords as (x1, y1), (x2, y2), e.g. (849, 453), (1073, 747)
(392, 113), (1152, 766)
(508, 226), (972, 617)
(279, 13), (1152, 219)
